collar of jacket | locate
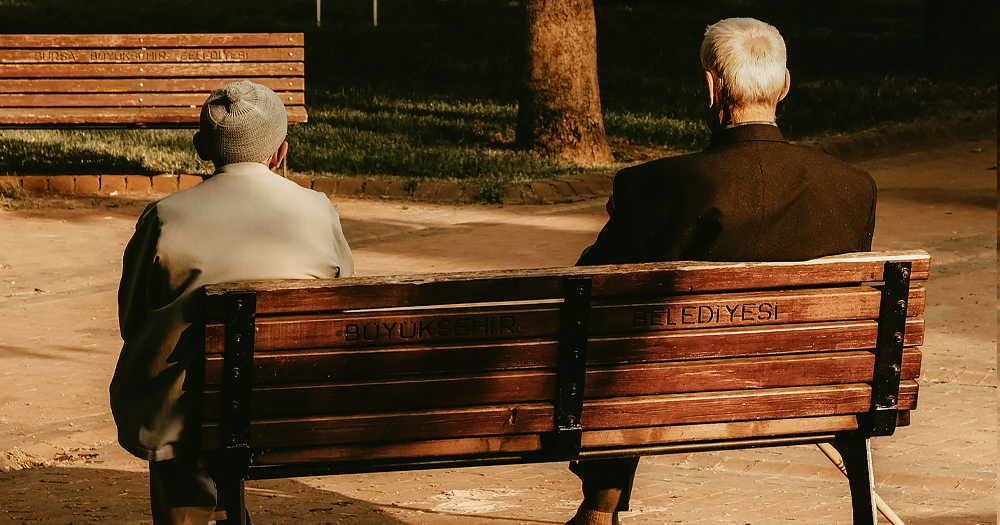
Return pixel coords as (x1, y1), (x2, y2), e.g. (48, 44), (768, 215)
(211, 161), (276, 178)
(708, 123), (787, 149)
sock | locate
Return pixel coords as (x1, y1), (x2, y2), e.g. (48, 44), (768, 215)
(570, 507), (618, 525)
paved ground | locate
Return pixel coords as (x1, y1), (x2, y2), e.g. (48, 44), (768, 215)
(0, 135), (995, 524)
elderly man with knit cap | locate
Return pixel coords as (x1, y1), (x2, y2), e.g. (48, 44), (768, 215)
(569, 18), (875, 525)
(111, 80), (353, 525)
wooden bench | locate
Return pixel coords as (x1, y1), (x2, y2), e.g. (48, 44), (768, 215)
(200, 250), (929, 525)
(0, 33), (306, 127)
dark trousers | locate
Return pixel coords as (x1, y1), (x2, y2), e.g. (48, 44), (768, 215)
(570, 457), (641, 512)
(149, 455), (225, 525)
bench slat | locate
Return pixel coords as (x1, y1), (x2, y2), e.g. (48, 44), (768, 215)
(591, 286), (879, 333)
(0, 33), (304, 48)
(247, 415), (860, 466)
(239, 285), (922, 352)
(205, 339), (559, 383)
(0, 47), (304, 64)
(584, 381), (917, 431)
(0, 106), (307, 126)
(0, 62), (304, 78)
(899, 380), (918, 409)
(202, 350), (920, 420)
(587, 317), (924, 365)
(204, 251), (930, 316)
(593, 284), (924, 333)
(202, 382), (911, 450)
(203, 318), (924, 383)
(201, 403), (554, 450)
(583, 384), (872, 430)
(581, 414), (863, 450)
(0, 77), (304, 94)
(252, 305), (562, 351)
(203, 370), (557, 420)
(0, 92), (304, 107)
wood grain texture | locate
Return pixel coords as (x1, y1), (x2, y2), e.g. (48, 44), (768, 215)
(250, 434), (544, 465)
(196, 250), (928, 465)
(252, 305), (561, 351)
(0, 106), (307, 125)
(590, 286), (879, 334)
(204, 250), (930, 316)
(0, 91), (304, 107)
(0, 77), (304, 94)
(594, 284), (924, 334)
(247, 415), (859, 465)
(0, 33), (304, 48)
(201, 403), (553, 450)
(898, 380), (918, 410)
(590, 254), (930, 297)
(0, 47), (304, 64)
(237, 285), (922, 352)
(203, 370), (557, 419)
(201, 383), (881, 450)
(203, 350), (916, 420)
(0, 62), (304, 78)
(901, 346), (922, 379)
(582, 384), (873, 430)
(204, 332), (922, 386)
(204, 339), (559, 380)
(580, 415), (860, 449)
(584, 351), (877, 398)
(586, 317), (923, 365)
(204, 323), (224, 355)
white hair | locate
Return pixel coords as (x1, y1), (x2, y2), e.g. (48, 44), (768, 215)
(700, 18), (787, 109)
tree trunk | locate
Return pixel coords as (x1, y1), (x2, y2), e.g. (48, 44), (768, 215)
(516, 0), (614, 167)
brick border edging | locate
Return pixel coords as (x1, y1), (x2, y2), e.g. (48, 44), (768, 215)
(3, 110), (994, 204)
(0, 173), (204, 199)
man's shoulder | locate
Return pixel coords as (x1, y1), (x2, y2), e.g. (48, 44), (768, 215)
(616, 149), (715, 186)
(767, 141), (876, 191)
(156, 166), (333, 215)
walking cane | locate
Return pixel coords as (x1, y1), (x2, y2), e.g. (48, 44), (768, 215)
(817, 443), (906, 525)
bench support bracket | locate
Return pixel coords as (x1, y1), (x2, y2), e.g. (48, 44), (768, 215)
(867, 261), (911, 437)
(220, 291), (256, 525)
(550, 276), (592, 459)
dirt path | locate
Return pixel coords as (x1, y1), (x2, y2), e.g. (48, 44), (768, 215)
(0, 135), (995, 524)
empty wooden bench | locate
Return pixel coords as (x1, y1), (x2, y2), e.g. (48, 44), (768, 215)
(200, 250), (929, 525)
(0, 33), (306, 127)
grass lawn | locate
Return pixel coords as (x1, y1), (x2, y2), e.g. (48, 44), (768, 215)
(0, 0), (995, 199)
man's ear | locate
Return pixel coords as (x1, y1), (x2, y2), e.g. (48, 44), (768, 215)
(704, 70), (716, 108)
(193, 132), (212, 161)
(777, 68), (790, 103)
(266, 141), (289, 172)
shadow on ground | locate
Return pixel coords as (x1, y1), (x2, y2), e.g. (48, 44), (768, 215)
(0, 466), (412, 525)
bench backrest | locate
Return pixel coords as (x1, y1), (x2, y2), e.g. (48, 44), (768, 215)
(0, 33), (305, 127)
(200, 250), (927, 479)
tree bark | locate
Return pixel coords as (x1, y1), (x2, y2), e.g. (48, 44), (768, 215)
(516, 0), (614, 167)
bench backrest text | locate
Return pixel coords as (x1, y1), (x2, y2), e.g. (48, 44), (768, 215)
(0, 33), (305, 127)
(200, 250), (927, 478)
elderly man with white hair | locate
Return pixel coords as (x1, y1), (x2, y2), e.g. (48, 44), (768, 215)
(570, 18), (876, 525)
(111, 80), (354, 525)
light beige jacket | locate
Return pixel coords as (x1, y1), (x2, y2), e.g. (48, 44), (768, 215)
(110, 162), (353, 461)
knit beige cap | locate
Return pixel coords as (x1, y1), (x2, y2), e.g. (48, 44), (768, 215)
(199, 80), (288, 165)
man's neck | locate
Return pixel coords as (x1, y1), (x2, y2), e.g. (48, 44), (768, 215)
(719, 104), (777, 129)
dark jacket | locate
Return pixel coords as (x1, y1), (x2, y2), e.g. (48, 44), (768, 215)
(579, 124), (876, 265)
